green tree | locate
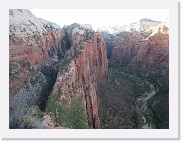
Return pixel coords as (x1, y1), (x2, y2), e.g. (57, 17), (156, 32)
(56, 103), (69, 127)
(45, 93), (89, 128)
(69, 98), (89, 129)
(45, 92), (60, 117)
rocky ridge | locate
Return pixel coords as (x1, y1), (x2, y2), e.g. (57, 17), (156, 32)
(9, 9), (108, 128)
(104, 22), (169, 77)
(96, 18), (161, 35)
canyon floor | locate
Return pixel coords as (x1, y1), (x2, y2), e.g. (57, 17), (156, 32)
(98, 63), (168, 129)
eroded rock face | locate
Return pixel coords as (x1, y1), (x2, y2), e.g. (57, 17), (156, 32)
(9, 10), (108, 129)
(53, 27), (108, 128)
(111, 32), (144, 65)
(9, 9), (65, 127)
(110, 24), (169, 77)
(129, 25), (169, 76)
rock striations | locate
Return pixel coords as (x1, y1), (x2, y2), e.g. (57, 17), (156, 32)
(52, 24), (108, 128)
(110, 23), (169, 77)
(9, 9), (108, 128)
(9, 9), (65, 127)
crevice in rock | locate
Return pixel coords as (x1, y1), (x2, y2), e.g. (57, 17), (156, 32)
(38, 65), (59, 111)
(61, 30), (71, 55)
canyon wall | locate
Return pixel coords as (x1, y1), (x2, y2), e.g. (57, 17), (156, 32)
(9, 9), (66, 127)
(102, 22), (169, 129)
(110, 23), (169, 77)
(52, 24), (108, 128)
(9, 10), (108, 128)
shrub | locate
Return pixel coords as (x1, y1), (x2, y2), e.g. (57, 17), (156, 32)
(11, 105), (43, 129)
(9, 62), (22, 80)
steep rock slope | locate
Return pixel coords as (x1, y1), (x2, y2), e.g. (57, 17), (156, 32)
(129, 25), (169, 76)
(111, 31), (144, 65)
(110, 24), (169, 77)
(52, 24), (108, 128)
(9, 10), (108, 129)
(9, 9), (66, 128)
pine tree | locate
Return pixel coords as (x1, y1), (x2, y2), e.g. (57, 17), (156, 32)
(69, 98), (89, 129)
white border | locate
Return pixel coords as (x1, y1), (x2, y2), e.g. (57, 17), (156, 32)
(0, 0), (179, 139)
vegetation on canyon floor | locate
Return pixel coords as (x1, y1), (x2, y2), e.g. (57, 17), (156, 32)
(98, 62), (168, 129)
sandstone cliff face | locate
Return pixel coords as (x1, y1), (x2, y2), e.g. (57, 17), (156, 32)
(9, 9), (65, 127)
(129, 25), (169, 76)
(9, 10), (108, 129)
(111, 32), (144, 65)
(52, 24), (108, 128)
(110, 24), (169, 77)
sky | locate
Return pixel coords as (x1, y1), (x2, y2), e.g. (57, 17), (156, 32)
(29, 9), (169, 30)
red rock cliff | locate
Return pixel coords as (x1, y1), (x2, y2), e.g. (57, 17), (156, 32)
(9, 9), (65, 127)
(110, 24), (169, 76)
(53, 26), (108, 128)
(9, 10), (108, 129)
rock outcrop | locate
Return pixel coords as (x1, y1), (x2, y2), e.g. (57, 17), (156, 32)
(111, 31), (144, 65)
(9, 10), (108, 129)
(9, 9), (66, 128)
(129, 25), (169, 76)
(52, 24), (108, 128)
(110, 23), (169, 77)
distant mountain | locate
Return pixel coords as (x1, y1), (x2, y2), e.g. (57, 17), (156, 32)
(97, 25), (128, 34)
(130, 18), (161, 32)
(96, 18), (161, 34)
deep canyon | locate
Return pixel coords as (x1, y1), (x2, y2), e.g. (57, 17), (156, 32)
(9, 9), (169, 129)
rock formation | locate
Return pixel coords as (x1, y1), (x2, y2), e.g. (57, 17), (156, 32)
(52, 24), (108, 128)
(100, 21), (169, 129)
(110, 23), (169, 77)
(9, 9), (108, 129)
(129, 18), (161, 32)
(9, 9), (168, 129)
(97, 18), (161, 35)
(9, 9), (66, 127)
